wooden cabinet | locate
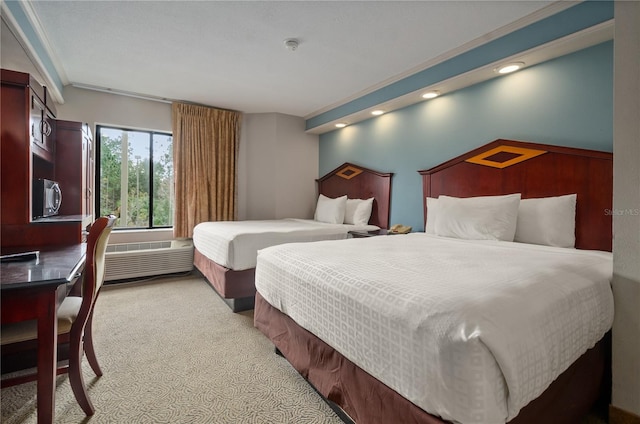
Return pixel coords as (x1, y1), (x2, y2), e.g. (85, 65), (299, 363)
(30, 91), (56, 162)
(1, 69), (92, 250)
(1, 69), (58, 163)
(55, 120), (94, 229)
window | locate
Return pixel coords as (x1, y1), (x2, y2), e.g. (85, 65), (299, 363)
(96, 126), (173, 229)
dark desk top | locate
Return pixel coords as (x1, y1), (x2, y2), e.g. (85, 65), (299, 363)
(0, 244), (86, 290)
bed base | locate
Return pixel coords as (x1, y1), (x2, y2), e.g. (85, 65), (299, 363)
(201, 282), (254, 313)
(194, 248), (256, 312)
(255, 292), (609, 424)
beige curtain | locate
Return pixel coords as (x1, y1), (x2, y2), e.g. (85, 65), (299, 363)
(172, 102), (241, 238)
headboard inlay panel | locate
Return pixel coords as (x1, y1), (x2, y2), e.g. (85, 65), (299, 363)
(465, 145), (547, 169)
(335, 165), (364, 180)
(419, 139), (612, 251)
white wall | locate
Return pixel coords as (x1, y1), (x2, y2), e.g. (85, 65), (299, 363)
(58, 86), (172, 133)
(274, 114), (319, 218)
(240, 113), (318, 220)
(239, 114), (277, 220)
(612, 1), (640, 419)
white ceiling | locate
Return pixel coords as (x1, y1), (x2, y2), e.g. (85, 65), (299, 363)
(21, 1), (562, 118)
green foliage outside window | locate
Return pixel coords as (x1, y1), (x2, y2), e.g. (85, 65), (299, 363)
(98, 127), (173, 229)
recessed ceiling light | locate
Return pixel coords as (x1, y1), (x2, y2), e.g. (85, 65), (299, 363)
(422, 91), (439, 99)
(371, 110), (384, 116)
(335, 123), (347, 128)
(496, 62), (524, 74)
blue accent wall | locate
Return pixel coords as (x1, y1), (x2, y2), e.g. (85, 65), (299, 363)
(319, 42), (613, 231)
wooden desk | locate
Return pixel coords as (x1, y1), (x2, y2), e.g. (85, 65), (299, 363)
(1, 244), (86, 424)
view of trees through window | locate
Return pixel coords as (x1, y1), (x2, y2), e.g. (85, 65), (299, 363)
(97, 126), (173, 229)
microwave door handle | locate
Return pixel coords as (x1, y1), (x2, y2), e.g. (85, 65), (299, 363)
(51, 182), (62, 211)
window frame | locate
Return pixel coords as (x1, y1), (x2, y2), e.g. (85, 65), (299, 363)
(95, 124), (174, 230)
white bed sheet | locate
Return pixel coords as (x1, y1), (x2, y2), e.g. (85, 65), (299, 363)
(192, 218), (379, 271)
(254, 234), (614, 424)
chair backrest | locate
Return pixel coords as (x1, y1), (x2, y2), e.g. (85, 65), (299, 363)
(72, 215), (116, 336)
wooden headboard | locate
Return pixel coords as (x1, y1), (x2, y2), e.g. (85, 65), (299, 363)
(317, 163), (393, 229)
(418, 139), (613, 251)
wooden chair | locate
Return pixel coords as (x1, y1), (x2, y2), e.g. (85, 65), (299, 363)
(1, 215), (116, 415)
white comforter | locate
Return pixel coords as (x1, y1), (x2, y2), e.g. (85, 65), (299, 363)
(192, 218), (379, 271)
(255, 234), (614, 424)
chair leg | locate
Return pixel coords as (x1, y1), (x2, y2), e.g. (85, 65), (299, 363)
(68, 328), (95, 416)
(83, 312), (103, 377)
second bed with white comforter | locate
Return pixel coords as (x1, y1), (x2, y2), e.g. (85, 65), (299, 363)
(254, 234), (614, 424)
(193, 218), (379, 271)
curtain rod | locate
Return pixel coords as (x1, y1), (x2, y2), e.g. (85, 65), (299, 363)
(71, 83), (173, 104)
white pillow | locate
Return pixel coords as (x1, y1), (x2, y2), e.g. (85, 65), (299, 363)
(434, 194), (521, 241)
(514, 194), (576, 248)
(425, 197), (438, 234)
(314, 194), (347, 224)
(344, 198), (374, 225)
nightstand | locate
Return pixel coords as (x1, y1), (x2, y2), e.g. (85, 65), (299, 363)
(348, 229), (389, 238)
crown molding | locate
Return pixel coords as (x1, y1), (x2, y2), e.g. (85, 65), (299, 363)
(1, 0), (65, 103)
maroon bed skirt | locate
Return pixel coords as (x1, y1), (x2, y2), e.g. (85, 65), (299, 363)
(193, 248), (257, 313)
(254, 292), (608, 424)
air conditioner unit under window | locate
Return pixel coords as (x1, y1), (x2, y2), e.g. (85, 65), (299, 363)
(104, 240), (193, 282)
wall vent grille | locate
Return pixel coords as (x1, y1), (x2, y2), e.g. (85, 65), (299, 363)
(104, 240), (193, 281)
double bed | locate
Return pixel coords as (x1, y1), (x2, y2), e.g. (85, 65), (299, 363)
(193, 163), (392, 312)
(254, 139), (614, 424)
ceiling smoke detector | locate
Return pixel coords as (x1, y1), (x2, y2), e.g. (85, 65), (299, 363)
(284, 39), (299, 51)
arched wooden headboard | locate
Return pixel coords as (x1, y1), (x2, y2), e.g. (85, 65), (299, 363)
(317, 163), (393, 229)
(418, 139), (613, 251)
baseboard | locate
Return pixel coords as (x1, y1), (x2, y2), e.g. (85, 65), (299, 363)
(610, 405), (640, 424)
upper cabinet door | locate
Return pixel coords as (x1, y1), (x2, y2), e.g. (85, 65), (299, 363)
(30, 92), (55, 162)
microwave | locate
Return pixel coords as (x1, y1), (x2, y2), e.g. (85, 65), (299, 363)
(33, 178), (62, 218)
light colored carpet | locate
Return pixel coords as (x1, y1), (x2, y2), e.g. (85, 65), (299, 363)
(1, 275), (342, 424)
(1, 274), (608, 424)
